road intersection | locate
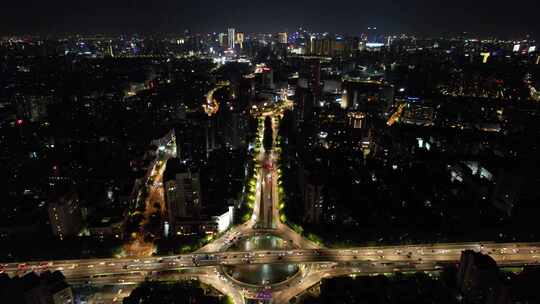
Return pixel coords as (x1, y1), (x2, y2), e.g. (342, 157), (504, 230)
(3, 114), (540, 303)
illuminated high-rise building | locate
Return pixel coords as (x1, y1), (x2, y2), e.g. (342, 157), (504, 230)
(107, 43), (114, 57)
(367, 26), (379, 43)
(306, 35), (348, 57)
(218, 33), (227, 48)
(309, 35), (315, 53)
(277, 32), (288, 44)
(348, 112), (367, 129)
(235, 32), (244, 49)
(228, 28), (235, 49)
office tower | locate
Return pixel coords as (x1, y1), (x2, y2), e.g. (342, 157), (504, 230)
(306, 35), (343, 56)
(366, 26), (379, 43)
(228, 28), (235, 49)
(348, 112), (367, 129)
(309, 35), (315, 54)
(235, 32), (244, 49)
(219, 33), (227, 49)
(277, 32), (288, 44)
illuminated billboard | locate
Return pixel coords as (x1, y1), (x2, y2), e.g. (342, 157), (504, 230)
(365, 42), (385, 48)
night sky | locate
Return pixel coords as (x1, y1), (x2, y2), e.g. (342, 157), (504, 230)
(1, 0), (539, 37)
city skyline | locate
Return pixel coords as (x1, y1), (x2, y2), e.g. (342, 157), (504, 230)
(1, 0), (539, 38)
(1, 2), (540, 302)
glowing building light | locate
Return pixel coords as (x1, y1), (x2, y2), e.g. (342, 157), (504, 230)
(365, 42), (385, 48)
(164, 221), (170, 238)
(480, 52), (491, 63)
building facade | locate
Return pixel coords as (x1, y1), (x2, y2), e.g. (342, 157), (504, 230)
(228, 28), (236, 49)
(48, 194), (82, 240)
(164, 159), (202, 234)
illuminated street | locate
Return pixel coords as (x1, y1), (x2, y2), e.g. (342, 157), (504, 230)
(3, 110), (540, 303)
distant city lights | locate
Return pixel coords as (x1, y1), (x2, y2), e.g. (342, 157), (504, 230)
(365, 42), (385, 48)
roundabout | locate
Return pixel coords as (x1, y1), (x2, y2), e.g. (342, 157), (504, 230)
(222, 234), (300, 286)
